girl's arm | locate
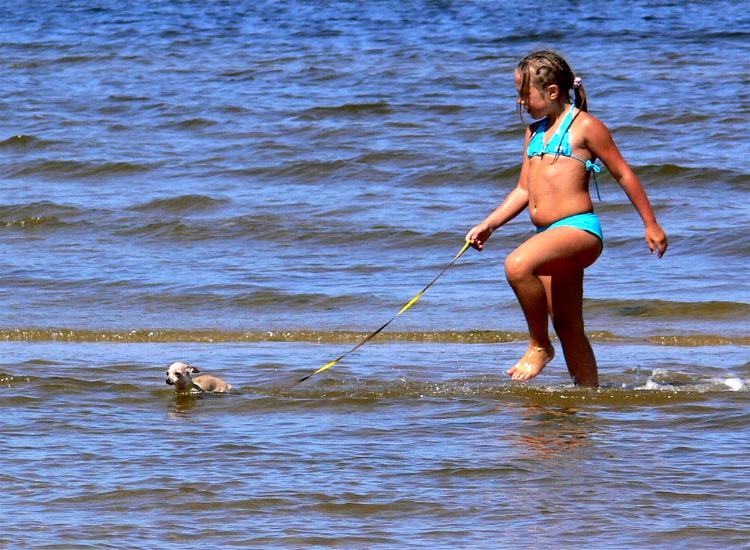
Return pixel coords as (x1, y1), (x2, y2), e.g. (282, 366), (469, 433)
(584, 117), (668, 258)
(465, 128), (532, 251)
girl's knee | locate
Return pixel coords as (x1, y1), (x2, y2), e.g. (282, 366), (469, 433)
(504, 253), (531, 284)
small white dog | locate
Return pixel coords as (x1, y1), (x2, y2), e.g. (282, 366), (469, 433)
(165, 361), (233, 393)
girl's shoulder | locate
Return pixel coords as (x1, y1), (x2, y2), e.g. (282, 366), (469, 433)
(573, 110), (616, 152)
(574, 110), (607, 131)
(573, 110), (612, 139)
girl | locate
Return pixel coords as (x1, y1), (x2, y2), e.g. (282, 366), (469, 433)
(466, 50), (668, 387)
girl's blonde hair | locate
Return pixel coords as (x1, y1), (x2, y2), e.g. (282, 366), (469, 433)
(516, 50), (587, 113)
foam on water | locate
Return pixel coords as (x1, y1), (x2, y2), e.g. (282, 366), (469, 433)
(638, 368), (749, 393)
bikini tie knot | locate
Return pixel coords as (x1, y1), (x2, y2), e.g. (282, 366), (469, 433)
(585, 160), (601, 173)
(585, 161), (603, 201)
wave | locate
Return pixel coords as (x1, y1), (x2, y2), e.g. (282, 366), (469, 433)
(0, 371), (145, 397)
(0, 328), (747, 346)
(638, 368), (748, 392)
(0, 215), (71, 230)
(0, 134), (57, 150)
(226, 158), (367, 181)
(633, 163), (746, 187)
(113, 213), (437, 244)
(163, 117), (219, 130)
(0, 201), (87, 230)
(133, 289), (369, 310)
(4, 367), (747, 408)
(406, 164), (519, 187)
(130, 194), (229, 213)
(0, 201), (84, 218)
(25, 54), (114, 67)
(587, 298), (750, 320)
(0, 204), (449, 243)
(225, 160), (741, 190)
(645, 335), (750, 346)
(684, 30), (750, 41)
(668, 226), (750, 258)
(298, 101), (394, 120)
(107, 94), (152, 102)
(115, 220), (204, 239)
(218, 68), (257, 80)
(233, 290), (364, 309)
(263, 373), (750, 403)
(6, 159), (157, 179)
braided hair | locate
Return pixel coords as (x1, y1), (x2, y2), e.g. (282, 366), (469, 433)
(516, 50), (587, 113)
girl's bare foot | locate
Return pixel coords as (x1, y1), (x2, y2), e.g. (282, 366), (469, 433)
(507, 345), (555, 382)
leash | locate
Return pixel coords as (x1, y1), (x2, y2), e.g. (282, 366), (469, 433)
(295, 240), (472, 384)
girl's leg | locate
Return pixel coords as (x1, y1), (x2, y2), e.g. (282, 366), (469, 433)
(546, 269), (598, 387)
(504, 227), (601, 384)
(505, 261), (555, 382)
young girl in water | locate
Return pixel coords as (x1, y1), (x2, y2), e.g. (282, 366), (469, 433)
(466, 50), (668, 387)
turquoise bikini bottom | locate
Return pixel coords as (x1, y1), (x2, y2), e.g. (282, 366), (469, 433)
(535, 212), (604, 242)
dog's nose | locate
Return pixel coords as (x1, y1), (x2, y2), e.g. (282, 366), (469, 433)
(166, 378), (173, 385)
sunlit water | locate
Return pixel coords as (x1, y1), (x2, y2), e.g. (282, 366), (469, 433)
(1, 1), (749, 547)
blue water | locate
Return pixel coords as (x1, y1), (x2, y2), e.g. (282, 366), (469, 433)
(1, 1), (749, 547)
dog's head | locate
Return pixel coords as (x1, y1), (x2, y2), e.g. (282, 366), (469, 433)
(165, 361), (200, 391)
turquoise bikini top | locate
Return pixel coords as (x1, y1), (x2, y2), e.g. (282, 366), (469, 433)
(526, 106), (602, 200)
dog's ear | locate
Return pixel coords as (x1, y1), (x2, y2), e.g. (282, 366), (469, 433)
(186, 365), (200, 374)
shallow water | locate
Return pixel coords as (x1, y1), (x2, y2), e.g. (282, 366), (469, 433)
(2, 342), (749, 548)
(1, 1), (749, 547)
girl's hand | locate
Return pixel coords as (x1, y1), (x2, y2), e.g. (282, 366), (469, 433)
(466, 222), (493, 251)
(645, 223), (668, 258)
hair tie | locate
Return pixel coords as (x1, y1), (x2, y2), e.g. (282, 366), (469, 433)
(573, 76), (582, 89)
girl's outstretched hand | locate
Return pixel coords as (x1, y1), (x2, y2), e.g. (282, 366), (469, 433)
(645, 223), (668, 258)
(466, 222), (493, 251)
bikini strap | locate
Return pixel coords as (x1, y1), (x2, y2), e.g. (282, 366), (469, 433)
(553, 106), (576, 156)
(528, 107), (603, 201)
(587, 161), (602, 201)
(565, 107), (603, 201)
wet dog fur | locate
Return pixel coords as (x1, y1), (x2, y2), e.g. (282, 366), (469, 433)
(165, 361), (233, 393)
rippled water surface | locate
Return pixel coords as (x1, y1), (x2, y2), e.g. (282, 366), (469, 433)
(1, 1), (749, 547)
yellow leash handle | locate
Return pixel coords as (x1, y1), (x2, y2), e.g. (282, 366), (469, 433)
(296, 240), (472, 384)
